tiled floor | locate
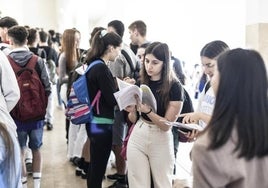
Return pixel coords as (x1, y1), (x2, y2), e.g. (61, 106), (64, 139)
(27, 101), (193, 188)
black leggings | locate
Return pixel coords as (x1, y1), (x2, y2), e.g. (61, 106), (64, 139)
(86, 122), (113, 188)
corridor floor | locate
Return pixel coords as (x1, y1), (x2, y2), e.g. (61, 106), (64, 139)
(26, 103), (193, 188)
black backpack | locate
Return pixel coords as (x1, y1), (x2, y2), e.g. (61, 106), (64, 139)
(176, 88), (194, 142)
(178, 88), (194, 122)
(37, 48), (57, 85)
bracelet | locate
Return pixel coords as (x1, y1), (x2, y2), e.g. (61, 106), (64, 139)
(145, 108), (152, 115)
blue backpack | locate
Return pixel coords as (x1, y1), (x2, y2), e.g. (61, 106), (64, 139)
(65, 60), (102, 125)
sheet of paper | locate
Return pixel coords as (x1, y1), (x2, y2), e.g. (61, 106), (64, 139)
(116, 77), (132, 90)
(114, 78), (157, 112)
(140, 84), (157, 112)
(114, 80), (142, 111)
(161, 120), (204, 131)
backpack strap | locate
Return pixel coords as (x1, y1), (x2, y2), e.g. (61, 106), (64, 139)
(37, 48), (43, 57)
(8, 55), (38, 68)
(121, 49), (135, 73)
(85, 60), (102, 73)
(85, 60), (103, 114)
(26, 55), (39, 69)
(0, 46), (7, 51)
(204, 81), (211, 94)
(8, 55), (39, 78)
(91, 90), (101, 114)
(7, 55), (18, 71)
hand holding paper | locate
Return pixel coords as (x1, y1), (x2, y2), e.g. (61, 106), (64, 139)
(160, 119), (204, 134)
(114, 78), (157, 112)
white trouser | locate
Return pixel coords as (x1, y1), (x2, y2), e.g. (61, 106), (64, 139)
(127, 119), (174, 188)
(67, 123), (87, 159)
(45, 85), (56, 123)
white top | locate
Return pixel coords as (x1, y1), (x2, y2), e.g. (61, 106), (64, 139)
(197, 87), (215, 128)
(0, 51), (20, 135)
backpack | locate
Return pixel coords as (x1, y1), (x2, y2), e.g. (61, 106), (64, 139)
(176, 88), (195, 142)
(66, 50), (88, 99)
(65, 60), (102, 125)
(8, 55), (48, 122)
(46, 59), (57, 84)
(37, 48), (57, 85)
(66, 62), (84, 99)
(121, 49), (140, 81)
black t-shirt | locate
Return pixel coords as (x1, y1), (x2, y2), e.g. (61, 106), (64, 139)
(86, 59), (117, 119)
(39, 46), (58, 65)
(130, 43), (139, 55)
(29, 47), (47, 59)
(142, 80), (183, 121)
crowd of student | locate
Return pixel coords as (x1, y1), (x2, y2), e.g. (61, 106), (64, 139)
(0, 15), (267, 188)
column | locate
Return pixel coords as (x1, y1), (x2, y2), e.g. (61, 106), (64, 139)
(246, 0), (268, 67)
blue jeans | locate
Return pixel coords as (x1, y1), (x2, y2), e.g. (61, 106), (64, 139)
(17, 127), (43, 150)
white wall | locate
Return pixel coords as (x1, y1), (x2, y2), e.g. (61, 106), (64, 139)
(246, 0), (268, 25)
(0, 0), (246, 68)
(0, 0), (57, 29)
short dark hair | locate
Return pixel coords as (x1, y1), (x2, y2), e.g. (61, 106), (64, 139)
(8, 26), (28, 46)
(48, 29), (55, 36)
(39, 30), (48, 43)
(128, 20), (147, 37)
(108, 20), (125, 38)
(27, 28), (38, 45)
(0, 16), (18, 28)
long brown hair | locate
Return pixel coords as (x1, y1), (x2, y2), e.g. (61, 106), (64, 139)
(141, 42), (179, 110)
(61, 29), (79, 72)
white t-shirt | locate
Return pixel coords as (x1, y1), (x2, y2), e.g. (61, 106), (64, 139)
(197, 87), (215, 128)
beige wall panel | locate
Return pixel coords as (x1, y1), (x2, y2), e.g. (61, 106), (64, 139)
(259, 23), (268, 67)
(246, 24), (259, 49)
(246, 23), (268, 67)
